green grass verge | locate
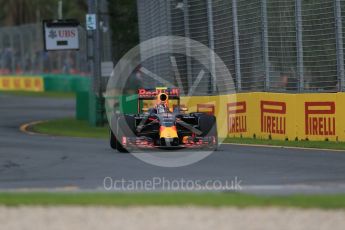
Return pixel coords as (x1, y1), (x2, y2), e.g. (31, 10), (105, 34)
(1, 193), (345, 209)
(0, 90), (75, 99)
(225, 137), (345, 150)
(31, 118), (108, 139)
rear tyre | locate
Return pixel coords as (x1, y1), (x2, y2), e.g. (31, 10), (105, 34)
(198, 114), (218, 151)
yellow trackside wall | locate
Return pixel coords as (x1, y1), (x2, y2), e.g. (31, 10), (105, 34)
(181, 92), (344, 141)
(0, 76), (44, 92)
(181, 95), (234, 140)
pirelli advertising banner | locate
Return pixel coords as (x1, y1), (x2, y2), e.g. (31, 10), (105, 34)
(0, 77), (44, 92)
(296, 93), (338, 141)
(182, 92), (345, 141)
(253, 93), (297, 141)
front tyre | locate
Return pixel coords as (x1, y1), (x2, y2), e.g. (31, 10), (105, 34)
(116, 138), (129, 153)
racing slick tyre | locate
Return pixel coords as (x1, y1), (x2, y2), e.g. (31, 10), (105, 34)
(110, 128), (127, 152)
(110, 115), (120, 150)
(110, 129), (117, 149)
(116, 140), (128, 153)
(198, 115), (218, 150)
(110, 115), (125, 152)
(115, 115), (136, 153)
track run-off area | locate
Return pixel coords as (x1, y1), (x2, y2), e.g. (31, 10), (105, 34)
(1, 94), (345, 195)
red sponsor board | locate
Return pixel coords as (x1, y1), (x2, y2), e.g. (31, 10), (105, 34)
(2, 78), (10, 88)
(197, 104), (215, 115)
(34, 78), (43, 90)
(24, 79), (32, 88)
(13, 78), (21, 88)
(227, 102), (247, 133)
(305, 102), (336, 136)
(260, 101), (286, 134)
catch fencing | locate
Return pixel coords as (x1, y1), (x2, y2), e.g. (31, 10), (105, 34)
(0, 23), (89, 75)
(137, 0), (345, 94)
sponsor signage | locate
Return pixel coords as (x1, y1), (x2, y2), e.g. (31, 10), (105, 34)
(197, 104), (215, 115)
(138, 88), (180, 99)
(101, 61), (113, 77)
(43, 19), (80, 51)
(86, 14), (97, 30)
(227, 102), (247, 133)
(178, 92), (345, 140)
(0, 77), (44, 92)
(260, 101), (286, 134)
(305, 102), (336, 136)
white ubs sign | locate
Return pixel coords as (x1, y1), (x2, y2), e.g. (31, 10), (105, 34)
(43, 20), (80, 51)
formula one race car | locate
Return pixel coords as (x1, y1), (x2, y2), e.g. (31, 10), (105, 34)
(110, 88), (217, 152)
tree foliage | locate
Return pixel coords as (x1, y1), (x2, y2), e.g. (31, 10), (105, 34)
(108, 0), (139, 62)
(0, 0), (87, 26)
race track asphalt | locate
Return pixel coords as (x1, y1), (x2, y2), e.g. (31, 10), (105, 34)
(1, 94), (345, 195)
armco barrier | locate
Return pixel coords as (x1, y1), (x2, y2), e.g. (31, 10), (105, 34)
(181, 92), (345, 141)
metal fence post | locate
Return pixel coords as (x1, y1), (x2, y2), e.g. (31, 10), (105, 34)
(90, 0), (102, 96)
(0, 34), (2, 69)
(232, 0), (241, 91)
(18, 29), (25, 72)
(296, 0), (304, 92)
(261, 0), (270, 91)
(335, 0), (345, 91)
(166, 0), (172, 36)
(10, 31), (16, 73)
(183, 0), (193, 91)
(99, 0), (112, 62)
(166, 0), (175, 86)
(207, 0), (216, 93)
(35, 23), (44, 73)
(29, 30), (35, 72)
(88, 0), (104, 126)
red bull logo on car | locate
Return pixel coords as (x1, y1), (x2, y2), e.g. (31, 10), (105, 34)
(138, 88), (179, 98)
